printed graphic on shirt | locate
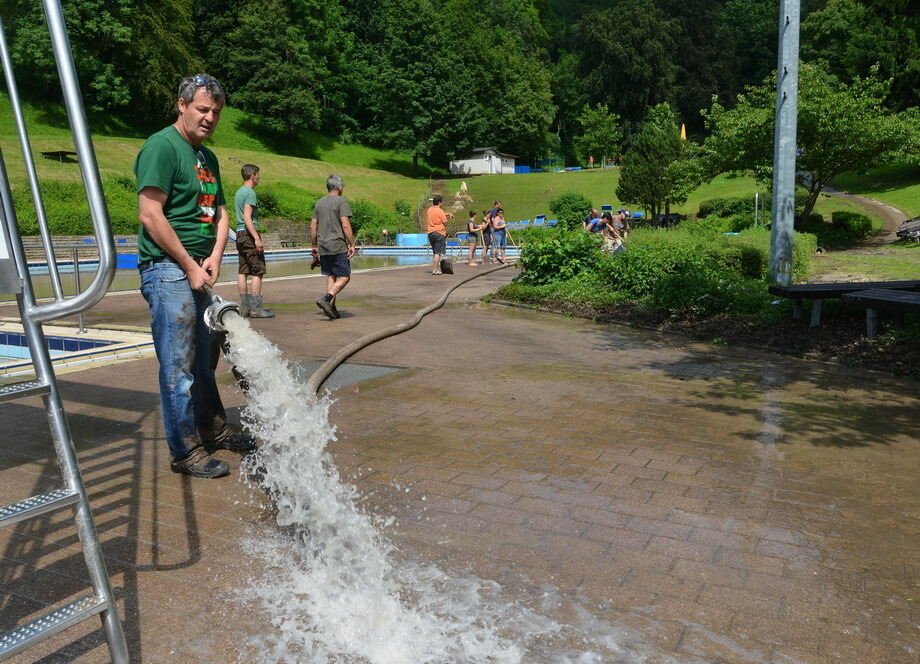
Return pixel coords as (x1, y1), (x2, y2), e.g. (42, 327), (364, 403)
(195, 150), (218, 236)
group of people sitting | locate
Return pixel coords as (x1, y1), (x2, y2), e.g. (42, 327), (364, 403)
(584, 208), (629, 253)
(465, 200), (509, 265)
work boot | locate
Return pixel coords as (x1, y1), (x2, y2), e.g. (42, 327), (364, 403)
(170, 446), (230, 479)
(239, 294), (251, 318)
(249, 295), (275, 318)
(205, 424), (258, 455)
(316, 298), (336, 320)
(330, 299), (341, 319)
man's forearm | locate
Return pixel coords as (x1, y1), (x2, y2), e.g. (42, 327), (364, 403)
(341, 217), (354, 246)
(140, 213), (196, 271)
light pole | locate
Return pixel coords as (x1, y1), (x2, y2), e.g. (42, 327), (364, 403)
(769, 0), (801, 286)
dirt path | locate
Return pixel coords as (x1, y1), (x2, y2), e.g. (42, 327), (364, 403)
(822, 186), (909, 246)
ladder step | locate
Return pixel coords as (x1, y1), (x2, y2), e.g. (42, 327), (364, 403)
(0, 594), (107, 661)
(0, 379), (51, 404)
(0, 488), (79, 529)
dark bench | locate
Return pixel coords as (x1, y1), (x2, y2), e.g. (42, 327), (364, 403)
(841, 288), (920, 338)
(40, 150), (78, 162)
(769, 281), (920, 327)
(896, 217), (920, 241)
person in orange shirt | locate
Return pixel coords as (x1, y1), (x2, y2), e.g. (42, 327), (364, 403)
(426, 194), (454, 275)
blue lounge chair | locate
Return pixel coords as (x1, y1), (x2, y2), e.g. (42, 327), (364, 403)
(546, 219), (559, 228)
(533, 217), (545, 228)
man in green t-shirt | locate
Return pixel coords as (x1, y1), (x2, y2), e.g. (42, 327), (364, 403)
(134, 74), (255, 479)
(234, 163), (274, 318)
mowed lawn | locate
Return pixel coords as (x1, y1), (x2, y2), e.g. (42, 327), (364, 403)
(833, 164), (920, 218)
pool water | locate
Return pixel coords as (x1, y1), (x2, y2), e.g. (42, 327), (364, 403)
(17, 254), (432, 301)
(0, 330), (116, 362)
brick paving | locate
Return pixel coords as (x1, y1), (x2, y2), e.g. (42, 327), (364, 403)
(0, 263), (918, 662)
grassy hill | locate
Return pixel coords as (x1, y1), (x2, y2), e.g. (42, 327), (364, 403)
(832, 164), (920, 218)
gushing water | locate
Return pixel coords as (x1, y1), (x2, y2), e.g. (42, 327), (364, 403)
(221, 315), (673, 663)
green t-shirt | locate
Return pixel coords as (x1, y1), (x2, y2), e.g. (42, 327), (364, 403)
(313, 193), (353, 256)
(133, 126), (225, 263)
(234, 185), (257, 233)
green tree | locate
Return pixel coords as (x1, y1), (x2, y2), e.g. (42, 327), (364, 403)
(129, 0), (199, 120)
(200, 0), (339, 137)
(714, 0), (779, 105)
(575, 1), (680, 130)
(574, 103), (622, 166)
(339, 0), (476, 170)
(702, 63), (920, 221)
(657, 0), (732, 131)
(617, 104), (701, 218)
(550, 52), (588, 164)
(5, 0), (134, 111)
(802, 0), (920, 111)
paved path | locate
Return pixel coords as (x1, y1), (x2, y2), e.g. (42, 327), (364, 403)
(1, 264), (918, 663)
(823, 186), (909, 245)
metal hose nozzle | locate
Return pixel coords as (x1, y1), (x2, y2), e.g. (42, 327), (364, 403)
(203, 292), (242, 333)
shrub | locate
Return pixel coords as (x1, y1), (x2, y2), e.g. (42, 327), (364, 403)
(393, 199), (412, 217)
(350, 200), (416, 243)
(13, 176), (139, 235)
(832, 210), (873, 239)
(697, 196), (755, 219)
(516, 226), (554, 245)
(258, 181), (320, 222)
(798, 212), (869, 250)
(516, 229), (603, 285)
(548, 191), (593, 231)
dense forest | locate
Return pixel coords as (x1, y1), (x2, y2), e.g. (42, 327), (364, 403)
(1, 0), (917, 167)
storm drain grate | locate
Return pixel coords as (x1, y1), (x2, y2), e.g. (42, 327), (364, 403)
(292, 361), (402, 390)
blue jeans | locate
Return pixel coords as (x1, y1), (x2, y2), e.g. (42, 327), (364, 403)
(140, 260), (222, 460)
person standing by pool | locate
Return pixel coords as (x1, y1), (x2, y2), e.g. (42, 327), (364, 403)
(491, 208), (508, 263)
(234, 163), (274, 318)
(311, 174), (355, 320)
(426, 194), (453, 275)
(135, 74), (256, 479)
(465, 210), (485, 266)
(480, 208), (493, 263)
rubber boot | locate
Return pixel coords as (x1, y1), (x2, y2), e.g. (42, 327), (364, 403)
(249, 295), (275, 318)
(239, 294), (251, 318)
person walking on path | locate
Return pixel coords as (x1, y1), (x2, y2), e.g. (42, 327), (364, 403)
(234, 163), (274, 318)
(135, 74), (256, 480)
(311, 174), (355, 319)
(427, 194), (453, 275)
(466, 210), (485, 265)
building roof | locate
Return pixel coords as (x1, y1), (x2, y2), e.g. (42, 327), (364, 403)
(469, 147), (518, 158)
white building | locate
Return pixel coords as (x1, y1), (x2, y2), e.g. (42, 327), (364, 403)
(449, 147), (517, 175)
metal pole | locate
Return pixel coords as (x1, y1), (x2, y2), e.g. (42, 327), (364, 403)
(769, 0), (801, 286)
(71, 247), (84, 333)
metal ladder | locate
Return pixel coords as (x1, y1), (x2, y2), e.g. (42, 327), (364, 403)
(0, 0), (128, 661)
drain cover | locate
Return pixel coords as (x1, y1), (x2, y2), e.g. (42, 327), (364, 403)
(292, 361), (402, 390)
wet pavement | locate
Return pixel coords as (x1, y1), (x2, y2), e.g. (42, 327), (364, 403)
(0, 263), (918, 663)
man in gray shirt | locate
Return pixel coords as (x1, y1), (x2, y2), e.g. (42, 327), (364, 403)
(310, 174), (355, 319)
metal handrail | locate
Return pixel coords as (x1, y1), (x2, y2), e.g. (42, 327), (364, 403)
(0, 19), (64, 301)
(0, 0), (116, 324)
